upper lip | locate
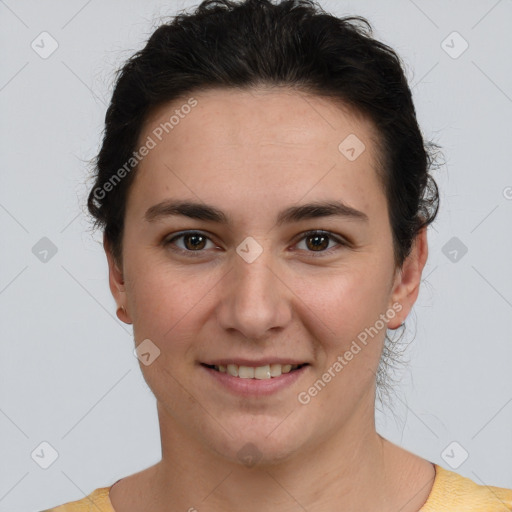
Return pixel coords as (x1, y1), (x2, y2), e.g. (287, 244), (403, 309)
(201, 358), (309, 367)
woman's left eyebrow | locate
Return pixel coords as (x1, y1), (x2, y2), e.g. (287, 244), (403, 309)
(144, 199), (369, 225)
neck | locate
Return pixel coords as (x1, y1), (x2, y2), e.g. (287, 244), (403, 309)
(150, 400), (395, 511)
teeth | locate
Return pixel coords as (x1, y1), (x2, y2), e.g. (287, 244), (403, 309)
(213, 363), (302, 379)
(254, 365), (270, 379)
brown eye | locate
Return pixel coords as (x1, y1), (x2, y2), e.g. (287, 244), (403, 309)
(295, 230), (346, 256)
(164, 231), (215, 254)
(182, 233), (207, 250)
(305, 233), (330, 251)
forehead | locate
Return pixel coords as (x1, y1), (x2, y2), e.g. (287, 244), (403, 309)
(129, 88), (385, 226)
(142, 87), (378, 154)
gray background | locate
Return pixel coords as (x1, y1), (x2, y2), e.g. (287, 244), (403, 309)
(1, 0), (511, 510)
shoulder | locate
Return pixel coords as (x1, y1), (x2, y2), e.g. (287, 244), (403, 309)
(421, 464), (512, 511)
(39, 486), (115, 512)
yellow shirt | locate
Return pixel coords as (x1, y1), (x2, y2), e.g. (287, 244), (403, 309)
(41, 463), (512, 511)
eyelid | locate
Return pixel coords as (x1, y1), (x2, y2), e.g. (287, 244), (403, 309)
(163, 229), (348, 256)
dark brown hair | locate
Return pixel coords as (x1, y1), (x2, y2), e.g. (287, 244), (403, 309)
(88, 0), (440, 267)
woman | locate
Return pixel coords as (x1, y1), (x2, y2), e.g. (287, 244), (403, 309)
(43, 0), (512, 510)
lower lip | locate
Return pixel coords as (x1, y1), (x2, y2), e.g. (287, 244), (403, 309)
(200, 364), (309, 397)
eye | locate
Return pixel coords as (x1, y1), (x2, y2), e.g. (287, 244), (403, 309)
(163, 229), (348, 257)
(294, 230), (347, 256)
(163, 231), (218, 256)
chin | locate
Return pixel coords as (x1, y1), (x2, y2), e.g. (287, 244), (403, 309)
(207, 418), (308, 468)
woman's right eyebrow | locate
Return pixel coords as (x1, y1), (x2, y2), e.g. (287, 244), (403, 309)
(144, 199), (369, 226)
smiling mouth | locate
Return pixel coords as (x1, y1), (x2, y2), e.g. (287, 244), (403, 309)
(201, 363), (309, 379)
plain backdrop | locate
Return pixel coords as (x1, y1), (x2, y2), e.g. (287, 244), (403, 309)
(1, 1), (511, 510)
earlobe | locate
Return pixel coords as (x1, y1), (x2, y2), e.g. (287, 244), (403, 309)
(116, 305), (132, 324)
(387, 228), (428, 329)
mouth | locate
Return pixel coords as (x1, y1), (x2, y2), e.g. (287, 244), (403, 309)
(200, 362), (309, 380)
(200, 361), (310, 397)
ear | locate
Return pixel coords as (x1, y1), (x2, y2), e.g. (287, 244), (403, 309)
(387, 227), (428, 329)
(104, 234), (132, 324)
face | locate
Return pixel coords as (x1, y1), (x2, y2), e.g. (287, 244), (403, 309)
(107, 88), (427, 466)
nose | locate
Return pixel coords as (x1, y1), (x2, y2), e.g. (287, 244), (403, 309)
(215, 247), (293, 341)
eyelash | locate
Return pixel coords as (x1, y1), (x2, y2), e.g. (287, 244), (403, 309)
(163, 230), (348, 258)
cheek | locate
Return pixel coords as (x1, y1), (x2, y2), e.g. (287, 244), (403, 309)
(290, 265), (391, 382)
(125, 258), (218, 348)
(290, 272), (389, 428)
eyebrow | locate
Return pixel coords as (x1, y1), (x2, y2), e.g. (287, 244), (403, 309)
(144, 199), (369, 226)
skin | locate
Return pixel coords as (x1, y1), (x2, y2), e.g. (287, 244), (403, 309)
(106, 88), (434, 512)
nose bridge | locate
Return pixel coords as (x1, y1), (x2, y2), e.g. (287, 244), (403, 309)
(217, 241), (291, 339)
(236, 250), (275, 301)
(234, 234), (276, 293)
